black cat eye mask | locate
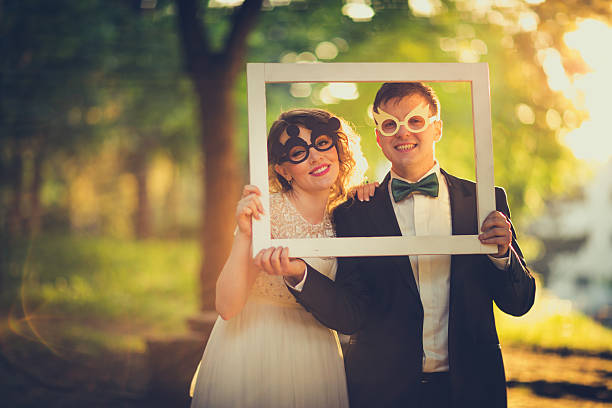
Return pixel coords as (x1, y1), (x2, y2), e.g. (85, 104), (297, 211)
(276, 117), (341, 164)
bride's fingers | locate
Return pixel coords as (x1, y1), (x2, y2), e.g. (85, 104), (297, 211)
(253, 250), (263, 269)
(269, 247), (283, 274)
(244, 194), (264, 216)
(251, 196), (264, 216)
(238, 195), (264, 219)
(367, 182), (379, 198)
(280, 247), (291, 271)
(242, 185), (260, 198)
(254, 248), (270, 271)
(247, 201), (260, 220)
(357, 186), (364, 202)
(259, 247), (276, 273)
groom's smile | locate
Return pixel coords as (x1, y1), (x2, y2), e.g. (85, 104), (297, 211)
(394, 142), (417, 152)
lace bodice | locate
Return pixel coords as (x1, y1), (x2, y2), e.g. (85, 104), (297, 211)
(250, 192), (337, 305)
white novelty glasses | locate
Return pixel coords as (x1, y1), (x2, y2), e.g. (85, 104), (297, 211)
(372, 103), (439, 137)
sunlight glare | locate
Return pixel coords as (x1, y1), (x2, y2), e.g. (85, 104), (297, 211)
(208, 0), (245, 7)
(561, 19), (612, 161)
(327, 83), (359, 100)
(342, 1), (375, 22)
(538, 48), (571, 93)
(564, 19), (612, 74)
(518, 11), (539, 32)
(408, 0), (443, 17)
(545, 108), (562, 130)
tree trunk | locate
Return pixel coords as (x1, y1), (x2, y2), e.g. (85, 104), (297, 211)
(28, 147), (44, 235)
(196, 75), (241, 310)
(164, 161), (181, 238)
(7, 145), (24, 235)
(134, 140), (152, 240)
(175, 0), (263, 311)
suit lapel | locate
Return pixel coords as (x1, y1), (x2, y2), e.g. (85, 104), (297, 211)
(367, 172), (421, 301)
(367, 173), (402, 236)
(442, 169), (478, 343)
(441, 169), (477, 236)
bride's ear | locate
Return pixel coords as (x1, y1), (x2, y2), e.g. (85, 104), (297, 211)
(274, 164), (292, 183)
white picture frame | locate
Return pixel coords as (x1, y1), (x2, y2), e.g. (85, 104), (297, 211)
(247, 62), (497, 257)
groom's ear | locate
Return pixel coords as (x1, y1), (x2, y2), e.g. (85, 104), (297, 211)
(375, 130), (382, 148)
(434, 120), (443, 143)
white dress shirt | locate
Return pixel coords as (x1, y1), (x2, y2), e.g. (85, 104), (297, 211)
(390, 163), (451, 372)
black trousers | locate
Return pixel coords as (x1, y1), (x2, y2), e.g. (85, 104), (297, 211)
(416, 372), (450, 408)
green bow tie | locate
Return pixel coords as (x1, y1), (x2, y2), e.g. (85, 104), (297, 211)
(391, 173), (439, 202)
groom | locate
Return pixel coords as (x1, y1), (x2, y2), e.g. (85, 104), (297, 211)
(258, 82), (536, 408)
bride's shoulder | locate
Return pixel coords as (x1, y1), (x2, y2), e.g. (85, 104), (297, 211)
(269, 191), (286, 212)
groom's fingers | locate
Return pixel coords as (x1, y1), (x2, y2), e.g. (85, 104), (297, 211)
(479, 227), (509, 240)
(481, 211), (510, 232)
(478, 224), (511, 256)
(479, 227), (511, 243)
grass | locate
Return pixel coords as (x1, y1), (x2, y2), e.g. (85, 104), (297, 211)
(1, 234), (200, 354)
(495, 276), (612, 353)
(2, 235), (612, 356)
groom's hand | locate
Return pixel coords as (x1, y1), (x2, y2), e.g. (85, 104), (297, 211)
(478, 211), (512, 257)
(254, 246), (306, 284)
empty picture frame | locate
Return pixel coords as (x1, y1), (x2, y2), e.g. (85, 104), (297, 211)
(247, 62), (497, 257)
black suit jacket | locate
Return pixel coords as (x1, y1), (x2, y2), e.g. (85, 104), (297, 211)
(290, 170), (536, 408)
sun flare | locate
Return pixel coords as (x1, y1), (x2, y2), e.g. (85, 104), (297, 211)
(557, 19), (612, 162)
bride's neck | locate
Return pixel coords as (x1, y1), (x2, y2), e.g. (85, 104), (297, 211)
(287, 188), (329, 224)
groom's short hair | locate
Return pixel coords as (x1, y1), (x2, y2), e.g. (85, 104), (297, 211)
(373, 82), (440, 117)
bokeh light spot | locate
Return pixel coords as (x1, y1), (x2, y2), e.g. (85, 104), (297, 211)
(516, 103), (535, 125)
(342, 1), (375, 22)
(290, 83), (312, 98)
(315, 41), (339, 60)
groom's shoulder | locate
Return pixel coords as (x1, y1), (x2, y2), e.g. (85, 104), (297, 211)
(442, 170), (475, 191)
(333, 186), (383, 220)
(333, 195), (369, 219)
(442, 170), (509, 208)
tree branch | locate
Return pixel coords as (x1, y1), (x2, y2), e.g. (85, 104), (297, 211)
(223, 0), (263, 77)
(175, 0), (210, 75)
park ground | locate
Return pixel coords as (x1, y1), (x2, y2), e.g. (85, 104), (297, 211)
(1, 235), (611, 407)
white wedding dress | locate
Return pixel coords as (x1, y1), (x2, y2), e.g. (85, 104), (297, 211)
(189, 192), (349, 408)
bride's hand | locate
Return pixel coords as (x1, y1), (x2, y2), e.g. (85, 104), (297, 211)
(254, 247), (306, 282)
(236, 185), (264, 237)
(349, 181), (379, 202)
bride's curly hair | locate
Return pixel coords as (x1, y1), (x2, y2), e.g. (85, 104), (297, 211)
(267, 108), (367, 211)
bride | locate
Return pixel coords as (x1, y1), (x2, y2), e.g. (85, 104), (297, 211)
(189, 109), (371, 408)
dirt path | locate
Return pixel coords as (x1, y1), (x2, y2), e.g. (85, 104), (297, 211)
(1, 332), (611, 407)
(503, 346), (612, 407)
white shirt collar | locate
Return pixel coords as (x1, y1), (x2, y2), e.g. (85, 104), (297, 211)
(390, 161), (441, 184)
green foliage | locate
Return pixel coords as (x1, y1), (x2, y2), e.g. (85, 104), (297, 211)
(243, 1), (594, 226)
(1, 235), (199, 351)
(3, 0), (605, 237)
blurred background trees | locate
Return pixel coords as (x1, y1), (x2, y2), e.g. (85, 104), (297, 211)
(2, 1), (612, 406)
(1, 0), (610, 312)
